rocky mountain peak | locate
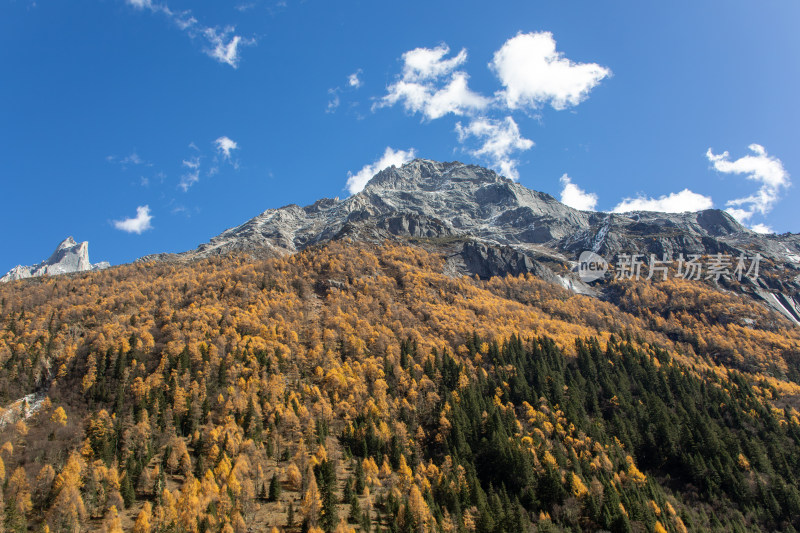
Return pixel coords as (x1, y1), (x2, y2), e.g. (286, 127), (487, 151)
(47, 237), (89, 268)
(364, 159), (505, 193)
(56, 236), (78, 249)
(695, 209), (745, 236)
(1, 237), (109, 283)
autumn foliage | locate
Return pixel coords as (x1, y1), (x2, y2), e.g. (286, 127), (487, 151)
(0, 241), (798, 531)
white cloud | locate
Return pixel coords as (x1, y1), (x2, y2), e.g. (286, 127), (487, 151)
(426, 73), (492, 120)
(114, 205), (153, 234)
(203, 27), (246, 68)
(376, 44), (490, 120)
(559, 174), (598, 211)
(380, 73), (490, 120)
(490, 32), (611, 111)
(346, 147), (416, 195)
(706, 144), (790, 222)
(750, 223), (773, 234)
(401, 45), (467, 81)
(214, 136), (238, 158)
(724, 207), (752, 223)
(455, 116), (533, 180)
(612, 189), (713, 213)
(126, 0), (154, 8)
(348, 70), (362, 88)
(371, 33), (611, 177)
(125, 1), (252, 68)
(125, 0), (177, 20)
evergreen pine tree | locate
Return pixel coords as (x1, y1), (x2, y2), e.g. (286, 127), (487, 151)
(121, 473), (136, 507)
(348, 494), (362, 524)
(287, 501), (295, 528)
(268, 473), (282, 502)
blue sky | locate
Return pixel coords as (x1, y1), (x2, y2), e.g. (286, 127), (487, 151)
(2, 0), (799, 272)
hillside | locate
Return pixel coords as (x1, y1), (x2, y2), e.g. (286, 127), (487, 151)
(1, 241), (800, 532)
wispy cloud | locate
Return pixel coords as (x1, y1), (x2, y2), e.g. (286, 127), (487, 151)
(179, 156), (201, 191)
(113, 205), (153, 234)
(455, 116), (533, 180)
(327, 70), (364, 113)
(179, 171), (200, 192)
(177, 137), (239, 191)
(706, 144), (790, 223)
(326, 89), (341, 113)
(107, 151), (149, 168)
(559, 174), (598, 211)
(346, 147), (416, 195)
(125, 0), (254, 68)
(203, 27), (248, 68)
(612, 189), (713, 213)
(325, 69), (363, 113)
(182, 156), (200, 170)
(121, 152), (146, 166)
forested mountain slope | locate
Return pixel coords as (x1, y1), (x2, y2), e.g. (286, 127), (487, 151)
(1, 242), (800, 532)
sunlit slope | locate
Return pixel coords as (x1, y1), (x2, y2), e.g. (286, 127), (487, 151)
(1, 241), (799, 531)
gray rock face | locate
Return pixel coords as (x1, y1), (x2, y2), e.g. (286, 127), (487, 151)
(142, 160), (591, 260)
(138, 159), (800, 324)
(461, 241), (537, 279)
(1, 237), (109, 283)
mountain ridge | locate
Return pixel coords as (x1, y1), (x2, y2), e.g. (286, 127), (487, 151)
(137, 158), (800, 324)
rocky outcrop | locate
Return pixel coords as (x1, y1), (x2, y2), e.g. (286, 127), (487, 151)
(1, 237), (109, 283)
(460, 241), (537, 279)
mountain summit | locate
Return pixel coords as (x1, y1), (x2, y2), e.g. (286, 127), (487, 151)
(142, 159), (800, 323)
(1, 236), (109, 283)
